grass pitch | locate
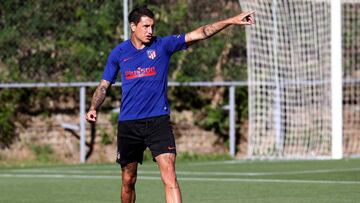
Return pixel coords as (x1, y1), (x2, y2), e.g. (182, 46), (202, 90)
(0, 158), (359, 203)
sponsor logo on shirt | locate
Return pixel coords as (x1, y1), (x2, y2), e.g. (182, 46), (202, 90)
(125, 66), (157, 80)
(147, 49), (157, 60)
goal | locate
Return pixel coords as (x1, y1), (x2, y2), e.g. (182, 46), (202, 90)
(239, 0), (360, 159)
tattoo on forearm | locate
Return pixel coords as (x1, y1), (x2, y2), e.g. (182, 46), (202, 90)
(202, 24), (222, 39)
(201, 26), (209, 39)
(90, 85), (107, 110)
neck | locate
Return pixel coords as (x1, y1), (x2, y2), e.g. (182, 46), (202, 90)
(130, 35), (146, 50)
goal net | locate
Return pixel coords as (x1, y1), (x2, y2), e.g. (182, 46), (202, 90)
(343, 0), (360, 157)
(240, 0), (360, 159)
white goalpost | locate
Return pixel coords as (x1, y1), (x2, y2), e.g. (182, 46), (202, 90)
(238, 0), (360, 159)
(331, 0), (343, 159)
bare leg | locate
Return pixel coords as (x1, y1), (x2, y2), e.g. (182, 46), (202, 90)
(156, 153), (182, 203)
(121, 162), (138, 203)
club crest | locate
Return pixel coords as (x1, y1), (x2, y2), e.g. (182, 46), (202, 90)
(147, 49), (157, 60)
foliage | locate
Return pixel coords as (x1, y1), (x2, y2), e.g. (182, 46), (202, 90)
(176, 152), (233, 162)
(1, 0), (123, 82)
(0, 105), (16, 148)
(197, 105), (229, 140)
(169, 86), (209, 111)
(195, 87), (248, 143)
(110, 112), (119, 126)
(236, 86), (248, 122)
(142, 150), (233, 162)
(0, 0), (250, 148)
(100, 132), (113, 145)
(0, 89), (19, 148)
(1, 0), (247, 82)
(0, 87), (81, 149)
(31, 144), (55, 163)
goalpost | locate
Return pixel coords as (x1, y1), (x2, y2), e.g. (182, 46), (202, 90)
(331, 0), (342, 159)
(238, 0), (356, 159)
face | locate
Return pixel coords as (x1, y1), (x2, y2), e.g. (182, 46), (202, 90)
(130, 16), (155, 44)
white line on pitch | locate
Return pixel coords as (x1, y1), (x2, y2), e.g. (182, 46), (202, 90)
(0, 173), (360, 185)
(5, 167), (360, 176)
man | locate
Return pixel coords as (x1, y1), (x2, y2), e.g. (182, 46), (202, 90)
(86, 5), (254, 203)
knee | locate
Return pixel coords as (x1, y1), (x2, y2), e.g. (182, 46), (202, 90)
(161, 168), (178, 187)
(156, 154), (178, 187)
(122, 173), (137, 188)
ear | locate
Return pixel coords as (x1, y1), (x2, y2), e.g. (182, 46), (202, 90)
(130, 22), (136, 32)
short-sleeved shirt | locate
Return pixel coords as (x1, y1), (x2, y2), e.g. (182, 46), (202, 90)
(102, 34), (187, 121)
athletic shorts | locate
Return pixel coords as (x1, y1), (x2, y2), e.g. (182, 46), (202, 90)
(116, 115), (176, 168)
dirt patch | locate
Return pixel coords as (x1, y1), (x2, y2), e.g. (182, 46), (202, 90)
(1, 110), (227, 164)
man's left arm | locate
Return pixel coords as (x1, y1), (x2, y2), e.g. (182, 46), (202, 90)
(185, 11), (255, 46)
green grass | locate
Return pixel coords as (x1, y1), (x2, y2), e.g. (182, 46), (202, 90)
(0, 159), (360, 203)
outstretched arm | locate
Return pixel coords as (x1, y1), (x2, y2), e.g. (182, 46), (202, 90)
(185, 11), (254, 46)
(86, 80), (111, 122)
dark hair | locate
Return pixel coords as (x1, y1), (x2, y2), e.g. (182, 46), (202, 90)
(128, 5), (154, 25)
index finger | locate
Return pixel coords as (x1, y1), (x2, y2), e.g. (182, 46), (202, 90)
(244, 11), (255, 16)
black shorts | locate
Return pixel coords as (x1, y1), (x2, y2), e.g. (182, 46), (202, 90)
(116, 115), (176, 168)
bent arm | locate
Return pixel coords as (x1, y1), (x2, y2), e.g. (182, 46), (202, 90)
(185, 11), (254, 46)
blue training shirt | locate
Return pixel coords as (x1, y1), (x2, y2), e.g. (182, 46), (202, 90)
(102, 34), (187, 121)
